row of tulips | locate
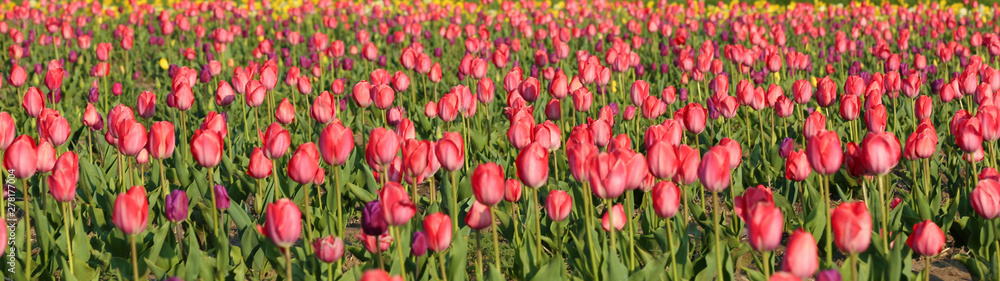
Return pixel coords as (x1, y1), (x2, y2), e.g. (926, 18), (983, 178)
(3, 0), (1000, 280)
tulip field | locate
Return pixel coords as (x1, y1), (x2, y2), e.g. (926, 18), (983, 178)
(7, 0), (1000, 280)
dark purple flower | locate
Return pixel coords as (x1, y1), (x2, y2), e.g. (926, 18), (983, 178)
(411, 231), (427, 256)
(214, 185), (230, 210)
(361, 200), (387, 236)
(165, 190), (189, 222)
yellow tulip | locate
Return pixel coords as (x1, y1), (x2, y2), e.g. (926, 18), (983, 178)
(159, 58), (169, 70)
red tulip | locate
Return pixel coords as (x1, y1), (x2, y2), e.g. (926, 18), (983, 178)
(190, 129), (223, 168)
(44, 67), (64, 91)
(532, 121), (561, 151)
(545, 190), (573, 222)
(699, 146), (731, 192)
(508, 116), (534, 150)
(3, 135), (36, 178)
(247, 147), (273, 179)
(831, 202), (871, 254)
(651, 181), (681, 219)
(955, 116), (983, 153)
(839, 94), (860, 121)
(781, 229), (819, 278)
(8, 64), (26, 87)
(438, 93), (459, 122)
(734, 185), (775, 222)
(22, 87), (45, 118)
(972, 179), (1000, 219)
(313, 235), (345, 264)
(436, 132), (464, 171)
(367, 128), (399, 168)
(113, 186), (149, 235)
(372, 84), (395, 110)
(37, 109), (69, 146)
(0, 112), (14, 151)
(792, 80), (813, 104)
(719, 138), (742, 168)
(136, 91), (156, 119)
(817, 77), (838, 107)
(601, 204), (626, 231)
(477, 77), (495, 104)
(679, 103), (707, 134)
(806, 130), (843, 175)
(588, 152), (627, 199)
(275, 98), (295, 125)
(288, 142), (320, 185)
(262, 123), (291, 159)
(245, 80), (266, 107)
(352, 81), (373, 108)
(572, 87), (593, 112)
(545, 99), (561, 121)
(748, 203), (783, 251)
(318, 121), (354, 166)
(47, 151), (78, 202)
(117, 119), (147, 156)
(34, 140), (56, 173)
(906, 121), (937, 159)
(259, 198), (302, 248)
(630, 80), (650, 107)
(472, 163), (505, 206)
(516, 142), (550, 188)
(200, 111), (228, 140)
(379, 182), (416, 226)
(674, 144), (701, 185)
(646, 141), (678, 180)
(423, 213), (452, 252)
(311, 91), (337, 124)
(770, 272), (802, 281)
(615, 149), (648, 190)
(906, 220), (945, 256)
(785, 149), (812, 181)
(860, 132), (901, 176)
(465, 200), (493, 230)
(803, 111), (826, 140)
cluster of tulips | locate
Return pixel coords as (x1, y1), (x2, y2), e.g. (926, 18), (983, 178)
(4, 0), (1000, 280)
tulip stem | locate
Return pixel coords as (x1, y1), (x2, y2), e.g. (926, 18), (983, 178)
(437, 252), (448, 281)
(533, 187), (544, 257)
(159, 159), (168, 201)
(823, 175), (834, 263)
(284, 247), (293, 280)
(209, 167), (220, 236)
(393, 227), (406, 277)
(490, 206), (501, 270)
(475, 230), (484, 280)
(878, 175), (890, 254)
(63, 202), (74, 276)
(334, 167), (343, 236)
(711, 191), (723, 280)
(582, 182), (600, 280)
(305, 183), (315, 253)
(665, 217), (678, 281)
(23, 180), (31, 277)
(924, 257), (931, 281)
(130, 235), (139, 281)
(922, 159), (932, 201)
(626, 191), (636, 270)
(450, 171), (459, 236)
(329, 262), (336, 281)
(762, 251), (771, 280)
(850, 253), (859, 281)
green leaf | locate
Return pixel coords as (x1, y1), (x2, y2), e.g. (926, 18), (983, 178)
(530, 254), (567, 281)
(446, 227), (471, 281)
(348, 182), (376, 202)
